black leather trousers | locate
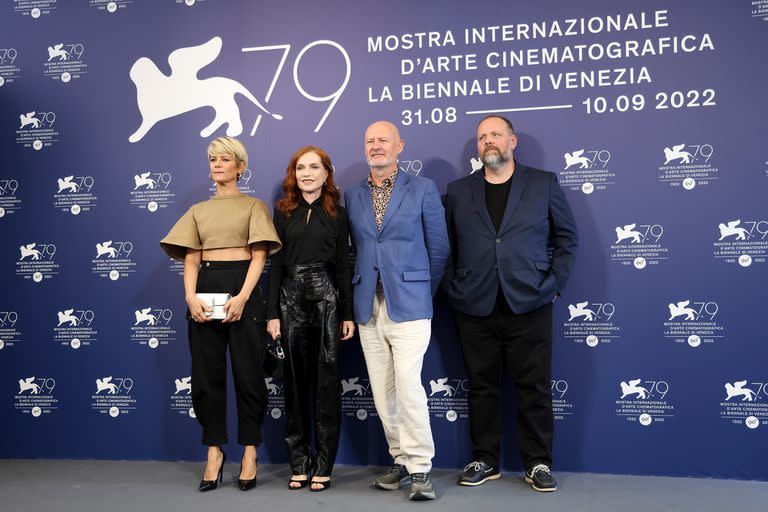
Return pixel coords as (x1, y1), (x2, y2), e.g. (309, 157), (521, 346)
(279, 263), (341, 477)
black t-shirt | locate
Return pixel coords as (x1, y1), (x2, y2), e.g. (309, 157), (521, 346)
(484, 172), (514, 309)
(484, 172), (513, 233)
(266, 198), (353, 321)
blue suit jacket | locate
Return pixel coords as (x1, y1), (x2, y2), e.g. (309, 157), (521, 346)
(345, 171), (450, 323)
(442, 163), (578, 316)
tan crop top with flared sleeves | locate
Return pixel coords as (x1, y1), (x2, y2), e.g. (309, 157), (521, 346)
(160, 193), (282, 261)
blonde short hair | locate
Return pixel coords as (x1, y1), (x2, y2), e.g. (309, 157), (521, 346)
(207, 136), (248, 169)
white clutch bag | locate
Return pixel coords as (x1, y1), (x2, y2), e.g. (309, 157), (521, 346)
(195, 293), (231, 320)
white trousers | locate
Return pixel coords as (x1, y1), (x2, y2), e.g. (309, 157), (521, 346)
(358, 291), (434, 473)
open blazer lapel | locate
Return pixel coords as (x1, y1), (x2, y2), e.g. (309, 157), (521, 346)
(499, 162), (528, 234)
(470, 170), (497, 235)
(378, 171), (409, 235)
(358, 179), (379, 234)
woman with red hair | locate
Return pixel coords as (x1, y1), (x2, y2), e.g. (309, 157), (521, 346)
(266, 146), (354, 492)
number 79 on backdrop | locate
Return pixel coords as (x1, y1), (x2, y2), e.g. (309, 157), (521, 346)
(242, 40), (351, 134)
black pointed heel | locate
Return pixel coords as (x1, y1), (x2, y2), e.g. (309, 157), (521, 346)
(198, 449), (226, 492)
(238, 454), (258, 491)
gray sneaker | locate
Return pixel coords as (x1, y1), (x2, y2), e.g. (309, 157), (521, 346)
(409, 472), (436, 500)
(373, 464), (410, 490)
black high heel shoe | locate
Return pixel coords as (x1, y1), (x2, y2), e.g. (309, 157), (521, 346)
(288, 458), (312, 490)
(238, 453), (258, 491)
(288, 475), (309, 490)
(310, 478), (331, 492)
(198, 449), (226, 492)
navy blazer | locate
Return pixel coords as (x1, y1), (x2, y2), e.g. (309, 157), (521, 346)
(345, 171), (450, 323)
(442, 162), (578, 316)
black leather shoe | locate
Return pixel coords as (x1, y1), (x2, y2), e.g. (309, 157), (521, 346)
(458, 460), (501, 486)
(238, 477), (257, 491)
(237, 454), (257, 491)
(525, 464), (557, 492)
(199, 449), (226, 492)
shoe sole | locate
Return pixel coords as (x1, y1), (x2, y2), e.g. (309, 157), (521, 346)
(458, 472), (501, 486)
(524, 476), (557, 492)
(409, 490), (436, 500)
(373, 476), (411, 491)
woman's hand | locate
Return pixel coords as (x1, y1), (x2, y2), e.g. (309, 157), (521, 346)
(266, 319), (281, 340)
(222, 294), (247, 323)
(340, 321), (355, 341)
(186, 295), (213, 323)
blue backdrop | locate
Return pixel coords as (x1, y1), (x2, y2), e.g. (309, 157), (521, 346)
(1, 0), (767, 481)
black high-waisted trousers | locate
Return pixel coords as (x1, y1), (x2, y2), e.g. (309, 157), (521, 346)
(188, 260), (267, 446)
(280, 263), (341, 477)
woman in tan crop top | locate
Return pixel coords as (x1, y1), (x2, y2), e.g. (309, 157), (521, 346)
(160, 137), (281, 492)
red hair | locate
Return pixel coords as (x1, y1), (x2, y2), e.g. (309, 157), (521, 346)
(276, 146), (340, 220)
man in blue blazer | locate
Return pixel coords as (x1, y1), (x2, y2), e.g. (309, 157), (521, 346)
(443, 115), (577, 492)
(346, 121), (449, 500)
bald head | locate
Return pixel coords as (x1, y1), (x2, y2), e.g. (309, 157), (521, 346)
(365, 120), (404, 173)
(366, 121), (401, 142)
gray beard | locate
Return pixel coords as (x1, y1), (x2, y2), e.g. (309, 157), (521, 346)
(367, 156), (395, 170)
(481, 150), (509, 170)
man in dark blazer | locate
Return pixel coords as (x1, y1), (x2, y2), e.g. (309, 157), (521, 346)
(346, 120), (449, 500)
(442, 115), (577, 492)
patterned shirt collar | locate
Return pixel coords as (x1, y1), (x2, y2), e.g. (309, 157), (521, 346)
(367, 168), (399, 191)
(367, 168), (399, 230)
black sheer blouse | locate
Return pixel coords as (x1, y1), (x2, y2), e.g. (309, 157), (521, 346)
(266, 198), (353, 321)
